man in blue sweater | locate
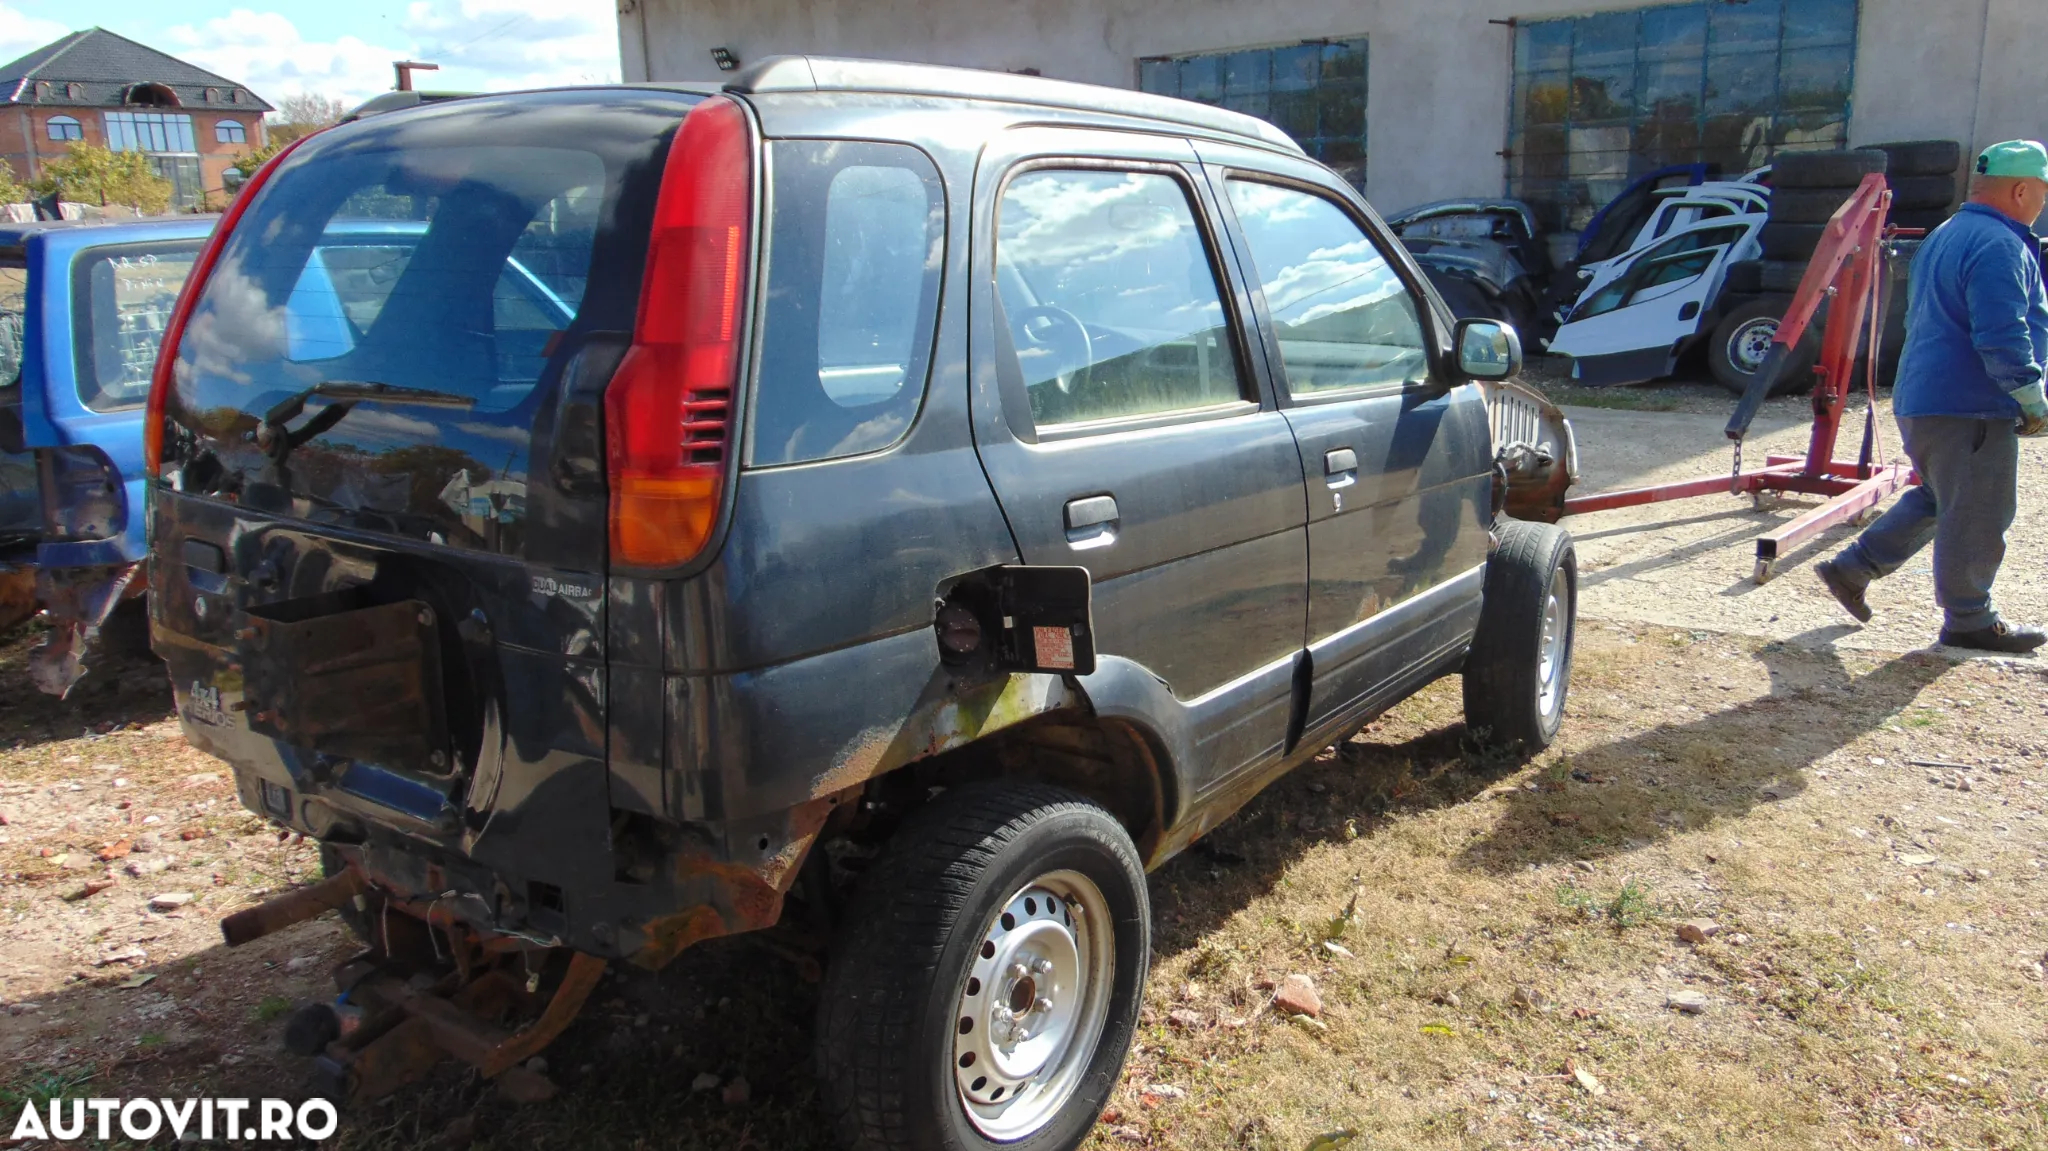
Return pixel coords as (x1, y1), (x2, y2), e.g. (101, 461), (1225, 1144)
(1815, 140), (2048, 653)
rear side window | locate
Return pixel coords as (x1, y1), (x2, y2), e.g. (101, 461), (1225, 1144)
(73, 243), (203, 411)
(995, 169), (1244, 427)
(750, 140), (944, 467)
(1225, 180), (1427, 396)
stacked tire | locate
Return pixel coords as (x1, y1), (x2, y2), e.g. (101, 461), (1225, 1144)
(1711, 142), (1963, 396)
(1873, 139), (1964, 231)
(1709, 148), (1886, 395)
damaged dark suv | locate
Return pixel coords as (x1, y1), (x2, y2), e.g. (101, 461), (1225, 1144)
(147, 57), (1579, 1150)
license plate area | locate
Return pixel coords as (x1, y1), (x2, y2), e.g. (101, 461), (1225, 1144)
(240, 593), (450, 774)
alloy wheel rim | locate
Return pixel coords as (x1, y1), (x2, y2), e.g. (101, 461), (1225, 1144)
(953, 870), (1114, 1140)
(1537, 565), (1569, 718)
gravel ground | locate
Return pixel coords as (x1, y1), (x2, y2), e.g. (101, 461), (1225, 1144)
(1557, 382), (2048, 657)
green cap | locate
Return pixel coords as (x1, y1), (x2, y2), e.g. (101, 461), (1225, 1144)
(1975, 139), (2048, 180)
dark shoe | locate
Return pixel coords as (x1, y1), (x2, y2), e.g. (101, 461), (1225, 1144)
(1938, 620), (2048, 653)
(1814, 560), (1872, 623)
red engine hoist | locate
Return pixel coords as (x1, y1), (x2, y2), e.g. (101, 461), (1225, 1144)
(1559, 172), (1920, 582)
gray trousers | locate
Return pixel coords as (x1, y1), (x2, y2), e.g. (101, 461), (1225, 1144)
(1834, 415), (2019, 632)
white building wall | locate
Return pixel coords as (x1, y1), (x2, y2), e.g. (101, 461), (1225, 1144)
(619, 0), (2048, 216)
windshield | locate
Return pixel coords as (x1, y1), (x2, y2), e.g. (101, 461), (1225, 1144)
(159, 90), (693, 555)
(0, 261), (25, 389)
(72, 242), (204, 411)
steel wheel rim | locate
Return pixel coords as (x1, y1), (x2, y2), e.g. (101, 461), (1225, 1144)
(1537, 565), (1569, 718)
(1729, 317), (1778, 374)
(953, 870), (1114, 1141)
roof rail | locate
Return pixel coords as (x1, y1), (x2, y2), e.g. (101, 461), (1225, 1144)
(726, 55), (1302, 155)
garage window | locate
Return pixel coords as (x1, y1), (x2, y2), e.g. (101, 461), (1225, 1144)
(1139, 40), (1368, 191)
(1509, 0), (1858, 230)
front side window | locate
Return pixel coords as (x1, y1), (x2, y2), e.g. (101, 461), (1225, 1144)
(750, 140), (945, 467)
(995, 169), (1244, 428)
(72, 243), (204, 411)
(216, 119), (246, 144)
(105, 112), (197, 154)
(1225, 180), (1428, 395)
(46, 116), (83, 142)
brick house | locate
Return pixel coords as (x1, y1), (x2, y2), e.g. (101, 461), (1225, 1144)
(1, 27), (274, 211)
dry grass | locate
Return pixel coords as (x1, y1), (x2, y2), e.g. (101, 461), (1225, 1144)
(1101, 626), (2048, 1151)
(3, 620), (2045, 1150)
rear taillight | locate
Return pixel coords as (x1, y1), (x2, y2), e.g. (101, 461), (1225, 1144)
(606, 95), (754, 569)
(144, 132), (318, 482)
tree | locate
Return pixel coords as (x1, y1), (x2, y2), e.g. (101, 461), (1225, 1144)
(231, 140), (288, 180)
(28, 144), (173, 215)
(0, 159), (25, 206)
(268, 92), (347, 145)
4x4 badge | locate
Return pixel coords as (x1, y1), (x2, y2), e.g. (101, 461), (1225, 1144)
(185, 681), (226, 726)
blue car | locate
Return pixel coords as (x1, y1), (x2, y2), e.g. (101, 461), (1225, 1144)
(1, 215), (571, 694)
(1, 216), (215, 694)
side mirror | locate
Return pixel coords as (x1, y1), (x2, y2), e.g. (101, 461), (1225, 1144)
(1454, 317), (1522, 381)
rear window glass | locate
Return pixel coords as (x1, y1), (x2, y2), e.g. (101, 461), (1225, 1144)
(750, 140), (944, 467)
(160, 90), (692, 555)
(72, 243), (203, 411)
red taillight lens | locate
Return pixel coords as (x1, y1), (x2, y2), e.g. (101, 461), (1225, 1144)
(144, 132), (319, 483)
(607, 96), (754, 569)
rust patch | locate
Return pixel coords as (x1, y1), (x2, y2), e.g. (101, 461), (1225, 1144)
(629, 792), (842, 970)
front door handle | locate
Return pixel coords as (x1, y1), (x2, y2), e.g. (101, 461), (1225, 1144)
(1324, 447), (1358, 488)
(1063, 494), (1118, 550)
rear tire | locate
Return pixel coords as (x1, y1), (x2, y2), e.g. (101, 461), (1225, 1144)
(1464, 521), (1577, 754)
(817, 782), (1149, 1151)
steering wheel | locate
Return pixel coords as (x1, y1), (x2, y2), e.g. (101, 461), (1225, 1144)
(1013, 305), (1094, 395)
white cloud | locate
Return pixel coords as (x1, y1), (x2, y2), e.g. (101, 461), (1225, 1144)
(164, 9), (408, 109)
(0, 4), (73, 70)
(405, 0), (619, 92)
(163, 1), (617, 113)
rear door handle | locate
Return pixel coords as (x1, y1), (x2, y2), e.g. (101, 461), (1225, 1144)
(1324, 447), (1358, 488)
(1063, 494), (1118, 550)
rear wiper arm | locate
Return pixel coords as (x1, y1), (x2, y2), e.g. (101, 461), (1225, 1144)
(261, 379), (476, 427)
(255, 381), (478, 487)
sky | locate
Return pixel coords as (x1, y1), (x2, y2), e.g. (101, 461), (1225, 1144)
(0, 1), (620, 111)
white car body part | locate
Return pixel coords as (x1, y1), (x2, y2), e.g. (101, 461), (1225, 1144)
(1548, 211), (1766, 387)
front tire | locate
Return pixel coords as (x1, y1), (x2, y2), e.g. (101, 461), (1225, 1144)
(817, 782), (1150, 1151)
(1465, 520), (1577, 753)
